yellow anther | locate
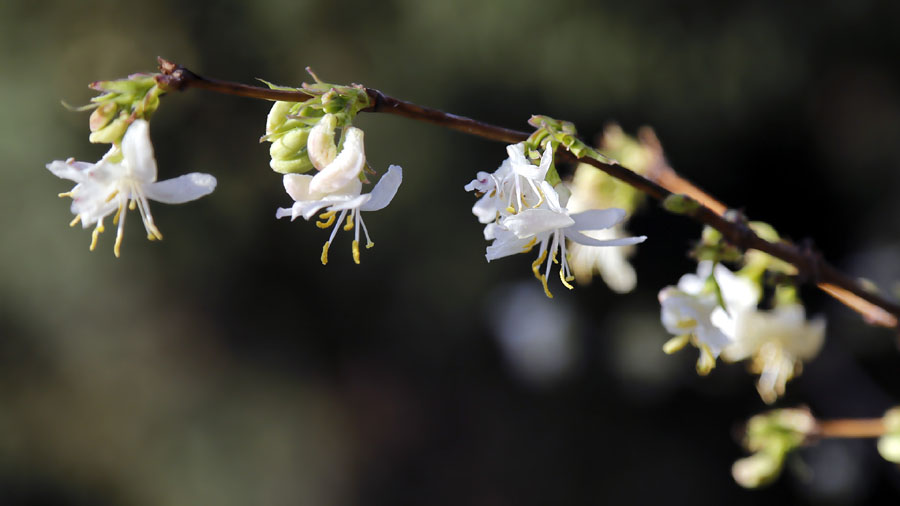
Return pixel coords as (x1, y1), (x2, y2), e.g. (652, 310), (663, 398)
(343, 213), (354, 231)
(320, 241), (331, 265)
(675, 318), (698, 330)
(696, 344), (716, 376)
(89, 225), (103, 251)
(316, 211), (336, 229)
(114, 232), (123, 258)
(531, 187), (545, 208)
(69, 215), (81, 227)
(521, 237), (537, 253)
(352, 240), (361, 264)
(559, 268), (575, 290)
(488, 189), (497, 198)
(58, 191), (73, 198)
(365, 240), (375, 249)
(540, 274), (554, 299)
(506, 206), (516, 214)
(105, 190), (119, 203)
(550, 249), (558, 264)
(531, 250), (547, 280)
(128, 200), (136, 211)
(520, 194), (529, 206)
(112, 205), (122, 226)
(662, 334), (691, 355)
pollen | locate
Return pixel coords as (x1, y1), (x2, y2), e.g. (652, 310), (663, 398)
(89, 221), (105, 251)
(352, 240), (361, 264)
(316, 211), (336, 229)
(521, 237), (537, 253)
(69, 215), (82, 227)
(531, 250), (547, 280)
(343, 213), (354, 231)
(559, 268), (574, 290)
(320, 241), (331, 265)
(540, 274), (553, 299)
(58, 191), (73, 198)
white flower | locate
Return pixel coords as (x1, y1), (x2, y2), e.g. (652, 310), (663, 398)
(464, 142), (552, 220)
(658, 261), (761, 374)
(275, 126), (402, 264)
(721, 304), (825, 404)
(46, 119), (217, 257)
(488, 198), (646, 298)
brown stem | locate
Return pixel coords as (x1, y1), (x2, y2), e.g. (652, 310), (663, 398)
(815, 418), (886, 439)
(154, 57), (900, 329)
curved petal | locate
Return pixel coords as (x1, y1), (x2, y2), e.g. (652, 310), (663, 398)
(122, 119), (158, 182)
(569, 208), (626, 232)
(503, 208), (574, 238)
(564, 230), (646, 247)
(306, 113), (338, 170)
(309, 127), (366, 195)
(360, 165), (402, 212)
(144, 173), (217, 204)
(283, 174), (316, 202)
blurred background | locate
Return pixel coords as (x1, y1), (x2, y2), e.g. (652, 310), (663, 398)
(3, 0), (900, 504)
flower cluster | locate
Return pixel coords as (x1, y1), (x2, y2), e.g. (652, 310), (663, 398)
(659, 260), (825, 403)
(46, 120), (217, 256)
(273, 113), (402, 264)
(466, 142), (646, 298)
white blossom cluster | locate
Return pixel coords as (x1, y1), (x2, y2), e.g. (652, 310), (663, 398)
(465, 142), (646, 298)
(659, 261), (825, 403)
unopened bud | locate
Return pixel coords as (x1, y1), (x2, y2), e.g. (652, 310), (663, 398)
(89, 102), (118, 132)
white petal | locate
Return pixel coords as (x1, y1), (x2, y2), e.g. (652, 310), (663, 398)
(306, 113), (338, 170)
(564, 230), (646, 247)
(122, 119), (158, 182)
(503, 208), (574, 238)
(359, 165), (402, 212)
(144, 173), (217, 204)
(309, 127), (366, 195)
(569, 208), (626, 232)
(283, 174), (315, 202)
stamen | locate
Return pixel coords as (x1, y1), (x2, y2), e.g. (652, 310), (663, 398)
(89, 220), (105, 251)
(540, 275), (553, 299)
(320, 241), (331, 265)
(129, 200), (136, 211)
(352, 240), (360, 264)
(105, 190), (119, 203)
(696, 344), (716, 376)
(58, 191), (73, 198)
(521, 237), (537, 253)
(506, 206), (516, 214)
(112, 204), (123, 226)
(69, 215), (81, 227)
(114, 230), (124, 257)
(316, 211), (336, 229)
(662, 334), (691, 354)
(343, 213), (354, 231)
(559, 268), (574, 290)
(531, 250), (548, 281)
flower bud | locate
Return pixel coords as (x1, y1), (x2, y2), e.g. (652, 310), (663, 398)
(309, 126), (365, 194)
(89, 102), (118, 132)
(306, 114), (338, 171)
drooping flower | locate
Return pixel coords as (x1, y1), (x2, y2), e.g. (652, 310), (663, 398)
(721, 304), (825, 404)
(46, 119), (217, 256)
(275, 124), (402, 264)
(468, 142), (646, 298)
(658, 261), (761, 374)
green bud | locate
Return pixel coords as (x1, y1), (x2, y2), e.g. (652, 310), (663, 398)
(271, 128), (310, 158)
(270, 155), (314, 174)
(89, 102), (118, 132)
(266, 101), (295, 134)
(88, 116), (129, 144)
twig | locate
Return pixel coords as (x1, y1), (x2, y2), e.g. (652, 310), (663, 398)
(154, 57), (900, 329)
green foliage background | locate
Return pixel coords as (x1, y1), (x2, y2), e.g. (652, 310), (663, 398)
(2, 0), (900, 504)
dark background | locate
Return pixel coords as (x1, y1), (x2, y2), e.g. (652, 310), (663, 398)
(3, 0), (900, 504)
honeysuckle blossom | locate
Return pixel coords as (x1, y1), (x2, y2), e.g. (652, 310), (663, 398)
(721, 304), (825, 404)
(659, 261), (761, 374)
(46, 119), (217, 257)
(276, 124), (402, 264)
(468, 142), (646, 298)
(464, 142), (552, 221)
